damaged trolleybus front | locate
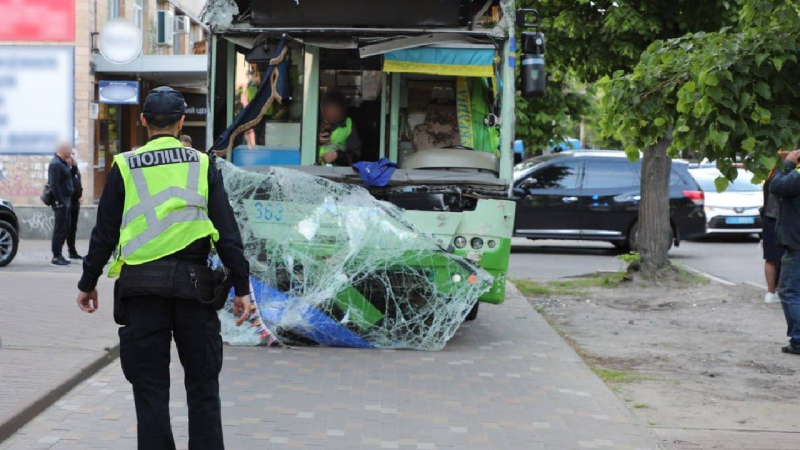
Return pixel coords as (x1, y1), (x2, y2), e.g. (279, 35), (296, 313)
(204, 0), (541, 315)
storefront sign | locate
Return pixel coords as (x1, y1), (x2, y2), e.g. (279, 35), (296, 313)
(0, 46), (74, 155)
(0, 0), (75, 42)
(183, 92), (208, 122)
(98, 80), (140, 104)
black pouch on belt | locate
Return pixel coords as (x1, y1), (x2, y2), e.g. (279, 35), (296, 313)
(210, 266), (234, 310)
(113, 279), (125, 325)
(119, 260), (215, 305)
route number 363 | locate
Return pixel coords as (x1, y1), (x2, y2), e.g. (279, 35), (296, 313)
(253, 201), (283, 222)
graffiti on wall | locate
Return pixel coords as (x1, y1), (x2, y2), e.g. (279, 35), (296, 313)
(0, 155), (50, 204)
(19, 211), (55, 235)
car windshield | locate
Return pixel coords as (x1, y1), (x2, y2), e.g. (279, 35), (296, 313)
(513, 154), (566, 181)
(692, 170), (761, 192)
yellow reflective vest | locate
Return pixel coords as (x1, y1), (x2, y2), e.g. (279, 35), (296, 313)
(319, 118), (353, 161)
(108, 136), (220, 277)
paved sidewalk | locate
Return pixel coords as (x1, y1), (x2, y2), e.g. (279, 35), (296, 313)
(0, 240), (118, 439)
(0, 280), (660, 450)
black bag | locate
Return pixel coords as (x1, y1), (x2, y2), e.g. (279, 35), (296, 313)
(40, 184), (54, 206)
(209, 265), (234, 310)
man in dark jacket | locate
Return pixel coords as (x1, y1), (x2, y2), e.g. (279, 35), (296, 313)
(66, 150), (83, 260)
(48, 143), (74, 266)
(769, 148), (800, 355)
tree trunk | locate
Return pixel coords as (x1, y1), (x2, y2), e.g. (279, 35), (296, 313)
(637, 135), (673, 278)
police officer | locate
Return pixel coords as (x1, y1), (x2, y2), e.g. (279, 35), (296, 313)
(76, 86), (251, 450)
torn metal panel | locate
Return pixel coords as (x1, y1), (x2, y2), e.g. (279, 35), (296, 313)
(216, 159), (493, 350)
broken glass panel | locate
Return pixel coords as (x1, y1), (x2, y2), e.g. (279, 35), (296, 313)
(216, 160), (493, 350)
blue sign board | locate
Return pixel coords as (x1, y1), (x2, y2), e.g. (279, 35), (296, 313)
(98, 80), (139, 104)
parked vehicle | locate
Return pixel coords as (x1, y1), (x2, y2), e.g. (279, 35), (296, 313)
(0, 197), (19, 267)
(513, 151), (707, 250)
(689, 167), (762, 236)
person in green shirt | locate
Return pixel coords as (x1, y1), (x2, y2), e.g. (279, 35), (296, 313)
(318, 90), (362, 166)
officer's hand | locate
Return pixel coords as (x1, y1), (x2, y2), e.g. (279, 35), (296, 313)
(322, 152), (338, 164)
(77, 290), (98, 313)
(233, 295), (251, 326)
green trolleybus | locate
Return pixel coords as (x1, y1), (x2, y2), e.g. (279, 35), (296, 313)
(204, 0), (529, 318)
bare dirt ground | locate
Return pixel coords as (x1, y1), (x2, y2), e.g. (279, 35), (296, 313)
(518, 276), (800, 449)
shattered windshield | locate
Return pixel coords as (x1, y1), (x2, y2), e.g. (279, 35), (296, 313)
(215, 160), (493, 350)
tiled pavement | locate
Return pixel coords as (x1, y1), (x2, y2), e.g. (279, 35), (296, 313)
(0, 240), (118, 438)
(0, 282), (660, 450)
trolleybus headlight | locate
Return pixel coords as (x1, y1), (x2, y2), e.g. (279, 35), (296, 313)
(454, 236), (467, 248)
(471, 238), (484, 249)
(487, 240), (497, 249)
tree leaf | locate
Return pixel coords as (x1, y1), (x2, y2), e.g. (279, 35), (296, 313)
(742, 137), (757, 152)
(717, 114), (736, 129)
(754, 81), (772, 100)
(710, 130), (730, 147)
(714, 176), (730, 193)
(759, 154), (777, 170)
(772, 56), (785, 71)
(654, 117), (667, 126)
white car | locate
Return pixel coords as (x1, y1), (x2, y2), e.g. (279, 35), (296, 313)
(690, 168), (762, 235)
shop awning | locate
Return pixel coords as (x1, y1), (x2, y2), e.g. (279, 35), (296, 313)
(383, 46), (496, 78)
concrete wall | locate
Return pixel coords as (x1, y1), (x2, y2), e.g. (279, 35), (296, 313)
(15, 206), (98, 240)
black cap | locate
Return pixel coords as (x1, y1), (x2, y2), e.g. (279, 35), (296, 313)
(142, 86), (186, 127)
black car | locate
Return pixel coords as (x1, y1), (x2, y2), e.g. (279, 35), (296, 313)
(0, 197), (19, 266)
(512, 151), (707, 250)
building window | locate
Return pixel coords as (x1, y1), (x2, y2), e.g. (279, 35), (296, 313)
(108, 0), (119, 19)
(133, 0), (144, 29)
(189, 24), (195, 54)
(173, 15), (189, 55)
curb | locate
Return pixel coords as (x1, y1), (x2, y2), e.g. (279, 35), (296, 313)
(0, 345), (120, 443)
(682, 265), (736, 286)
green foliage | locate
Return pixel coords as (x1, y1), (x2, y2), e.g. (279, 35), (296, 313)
(617, 251), (642, 265)
(514, 76), (593, 153)
(601, 0), (800, 181)
(592, 368), (643, 383)
(513, 0), (742, 155)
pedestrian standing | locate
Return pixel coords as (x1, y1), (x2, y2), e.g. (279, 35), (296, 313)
(75, 86), (252, 449)
(48, 142), (74, 266)
(179, 134), (193, 147)
(66, 150), (84, 260)
(770, 148), (800, 355)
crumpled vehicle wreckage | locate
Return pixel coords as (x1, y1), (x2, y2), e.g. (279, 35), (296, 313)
(217, 160), (493, 350)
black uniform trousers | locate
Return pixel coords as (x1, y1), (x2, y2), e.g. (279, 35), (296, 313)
(51, 205), (70, 258)
(119, 295), (224, 450)
(67, 202), (80, 256)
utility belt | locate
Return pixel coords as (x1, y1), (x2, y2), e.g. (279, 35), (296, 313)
(113, 259), (229, 325)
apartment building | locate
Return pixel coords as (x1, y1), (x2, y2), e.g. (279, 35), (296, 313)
(0, 0), (209, 238)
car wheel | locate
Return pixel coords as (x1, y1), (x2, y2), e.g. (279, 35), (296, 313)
(0, 220), (19, 267)
(625, 221), (674, 253)
(625, 222), (639, 252)
(465, 302), (479, 321)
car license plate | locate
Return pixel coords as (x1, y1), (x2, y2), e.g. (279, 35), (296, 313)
(726, 217), (755, 225)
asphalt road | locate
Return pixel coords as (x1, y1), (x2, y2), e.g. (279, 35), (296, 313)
(509, 234), (765, 288)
